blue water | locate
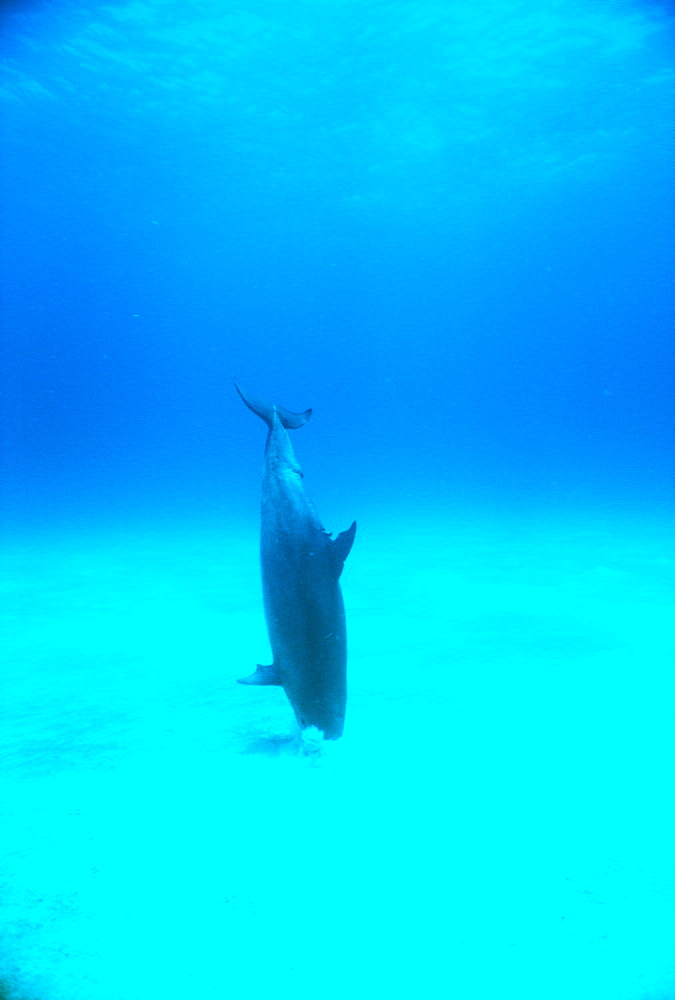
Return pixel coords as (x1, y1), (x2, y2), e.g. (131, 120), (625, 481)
(1, 2), (674, 999)
(1, 0), (673, 531)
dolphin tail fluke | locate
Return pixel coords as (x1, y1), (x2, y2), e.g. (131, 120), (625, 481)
(237, 662), (282, 686)
(234, 378), (312, 430)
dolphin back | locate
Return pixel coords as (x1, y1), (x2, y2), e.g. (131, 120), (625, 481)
(234, 378), (312, 430)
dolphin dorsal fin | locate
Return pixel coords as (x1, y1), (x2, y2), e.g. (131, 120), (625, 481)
(330, 521), (356, 575)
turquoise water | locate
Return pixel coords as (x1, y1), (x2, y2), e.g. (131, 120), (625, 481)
(1, 1), (674, 998)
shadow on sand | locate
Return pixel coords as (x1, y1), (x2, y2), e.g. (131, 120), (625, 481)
(239, 733), (297, 756)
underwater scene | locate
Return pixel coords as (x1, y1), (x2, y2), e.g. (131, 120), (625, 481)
(1, 1), (674, 998)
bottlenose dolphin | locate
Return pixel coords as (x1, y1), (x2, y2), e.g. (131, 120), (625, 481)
(234, 379), (356, 740)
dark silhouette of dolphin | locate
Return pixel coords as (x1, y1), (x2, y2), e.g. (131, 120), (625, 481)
(234, 379), (356, 740)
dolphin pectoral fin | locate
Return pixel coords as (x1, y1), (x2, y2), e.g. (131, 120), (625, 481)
(237, 663), (282, 686)
(330, 521), (356, 575)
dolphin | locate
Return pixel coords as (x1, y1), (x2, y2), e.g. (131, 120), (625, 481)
(234, 379), (356, 740)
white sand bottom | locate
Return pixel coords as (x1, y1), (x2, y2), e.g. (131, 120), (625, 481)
(1, 510), (673, 1000)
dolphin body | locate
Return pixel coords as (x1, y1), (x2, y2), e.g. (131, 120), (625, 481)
(234, 380), (356, 740)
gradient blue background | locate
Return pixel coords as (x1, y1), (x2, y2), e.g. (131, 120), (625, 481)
(1, 5), (675, 999)
(1, 0), (673, 535)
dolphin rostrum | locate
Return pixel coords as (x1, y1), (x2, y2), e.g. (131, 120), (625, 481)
(234, 379), (356, 740)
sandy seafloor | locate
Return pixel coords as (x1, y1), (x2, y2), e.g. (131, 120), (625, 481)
(1, 509), (674, 1000)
